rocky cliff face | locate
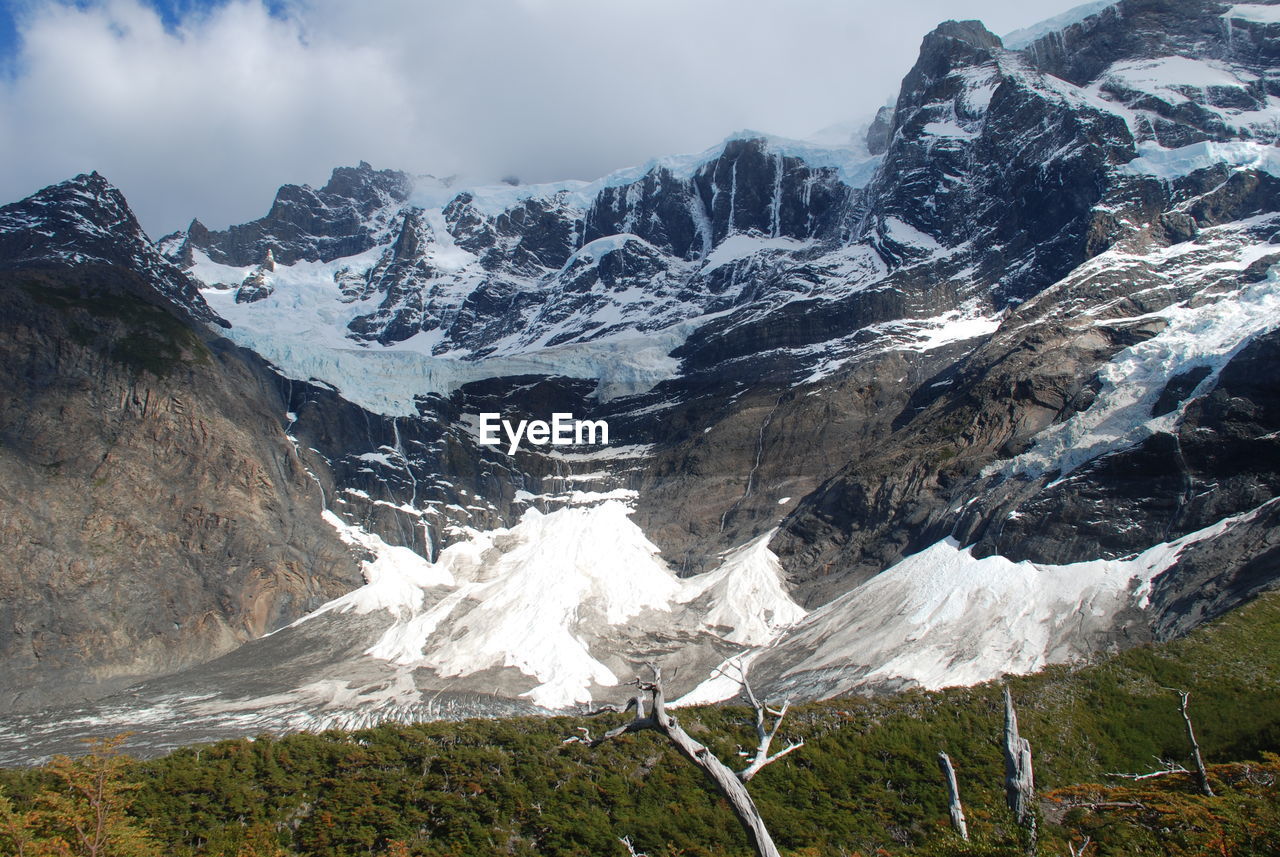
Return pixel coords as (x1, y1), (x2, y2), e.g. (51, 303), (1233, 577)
(0, 176), (363, 713)
(772, 0), (1280, 599)
(4, 0), (1280, 762)
(165, 161), (413, 268)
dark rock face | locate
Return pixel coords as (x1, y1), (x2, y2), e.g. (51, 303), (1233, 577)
(1146, 502), (1280, 640)
(760, 2), (1280, 607)
(865, 105), (895, 155)
(0, 266), (362, 713)
(982, 329), (1280, 566)
(176, 161), (412, 267)
(346, 210), (440, 342)
(234, 270), (274, 304)
(1026, 0), (1279, 89)
(1023, 0), (1280, 146)
(332, 136), (857, 348)
(0, 173), (366, 713)
(862, 17), (1135, 303)
(0, 172), (219, 325)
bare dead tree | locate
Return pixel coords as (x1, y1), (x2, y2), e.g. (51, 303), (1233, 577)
(619, 834), (647, 857)
(567, 663), (803, 857)
(1173, 689), (1214, 797)
(1002, 687), (1037, 854)
(1104, 757), (1191, 781)
(1104, 690), (1212, 796)
(1067, 834), (1092, 857)
(936, 751), (969, 841)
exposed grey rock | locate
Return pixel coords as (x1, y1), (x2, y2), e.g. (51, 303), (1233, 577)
(173, 161), (412, 267)
(0, 266), (362, 713)
(0, 172), (220, 325)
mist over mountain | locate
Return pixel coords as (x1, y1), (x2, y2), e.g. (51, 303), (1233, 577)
(0, 0), (1112, 235)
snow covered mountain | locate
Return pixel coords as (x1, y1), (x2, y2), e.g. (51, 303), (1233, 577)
(4, 0), (1280, 763)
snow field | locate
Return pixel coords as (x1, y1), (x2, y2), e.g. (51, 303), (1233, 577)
(770, 503), (1266, 693)
(308, 499), (805, 709)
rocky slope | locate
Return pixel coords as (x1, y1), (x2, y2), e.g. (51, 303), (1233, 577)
(3, 0), (1280, 763)
(0, 175), (363, 713)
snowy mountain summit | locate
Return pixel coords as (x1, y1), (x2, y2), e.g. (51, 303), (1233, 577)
(4, 0), (1280, 762)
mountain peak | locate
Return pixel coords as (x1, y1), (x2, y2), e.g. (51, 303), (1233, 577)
(319, 161), (412, 207)
(34, 170), (133, 220)
(0, 173), (218, 324)
(175, 161), (414, 268)
(930, 19), (1004, 51)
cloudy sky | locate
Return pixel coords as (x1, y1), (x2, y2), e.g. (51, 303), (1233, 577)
(0, 0), (1091, 235)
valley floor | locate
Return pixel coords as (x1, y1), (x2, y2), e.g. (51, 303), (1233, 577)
(3, 592), (1279, 857)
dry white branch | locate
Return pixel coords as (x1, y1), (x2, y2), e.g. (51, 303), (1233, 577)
(1067, 834), (1093, 857)
(937, 751), (969, 841)
(573, 662), (802, 857)
(619, 834), (647, 857)
(710, 659), (805, 783)
(1104, 757), (1191, 780)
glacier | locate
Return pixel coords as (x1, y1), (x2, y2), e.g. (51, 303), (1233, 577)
(304, 494), (807, 709)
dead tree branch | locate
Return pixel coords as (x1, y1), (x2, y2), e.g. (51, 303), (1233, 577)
(619, 834), (647, 857)
(1003, 687), (1037, 855)
(936, 751), (969, 841)
(572, 663), (801, 857)
(727, 661), (805, 783)
(1174, 689), (1214, 797)
(1104, 758), (1191, 781)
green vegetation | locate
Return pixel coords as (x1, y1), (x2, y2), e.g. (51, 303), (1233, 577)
(0, 736), (161, 857)
(3, 593), (1280, 857)
(17, 274), (210, 377)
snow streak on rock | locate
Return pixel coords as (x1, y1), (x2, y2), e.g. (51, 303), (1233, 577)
(991, 243), (1280, 482)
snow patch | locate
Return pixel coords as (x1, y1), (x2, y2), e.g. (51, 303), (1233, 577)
(670, 652), (763, 707)
(1224, 4), (1280, 24)
(1105, 57), (1253, 103)
(301, 503), (804, 709)
(309, 511), (453, 619)
(678, 530), (807, 646)
(803, 303), (1001, 384)
(1120, 140), (1280, 181)
(771, 506), (1258, 693)
(883, 216), (941, 250)
(701, 234), (812, 273)
(1003, 0), (1119, 50)
(544, 443), (655, 462)
(922, 121), (977, 140)
(390, 502), (682, 709)
(206, 303), (692, 415)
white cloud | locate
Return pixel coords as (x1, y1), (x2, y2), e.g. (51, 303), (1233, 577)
(0, 0), (412, 233)
(0, 0), (1092, 235)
